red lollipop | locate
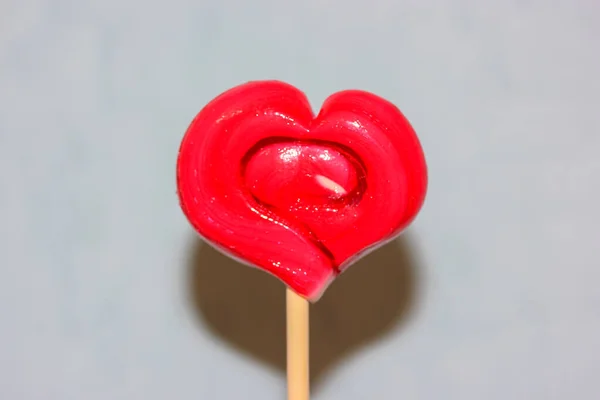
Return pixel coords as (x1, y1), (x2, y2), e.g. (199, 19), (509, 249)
(177, 81), (427, 399)
(177, 80), (427, 300)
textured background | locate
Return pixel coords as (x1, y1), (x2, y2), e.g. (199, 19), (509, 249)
(1, 1), (599, 399)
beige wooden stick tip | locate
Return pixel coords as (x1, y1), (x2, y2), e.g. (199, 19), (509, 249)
(286, 288), (310, 400)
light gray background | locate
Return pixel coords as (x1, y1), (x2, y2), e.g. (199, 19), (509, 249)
(1, 1), (599, 399)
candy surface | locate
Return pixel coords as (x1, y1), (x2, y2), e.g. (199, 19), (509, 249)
(177, 81), (427, 301)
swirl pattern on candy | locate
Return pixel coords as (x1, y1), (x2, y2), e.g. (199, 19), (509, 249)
(177, 81), (427, 301)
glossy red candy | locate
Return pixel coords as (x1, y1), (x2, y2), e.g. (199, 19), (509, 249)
(177, 81), (427, 301)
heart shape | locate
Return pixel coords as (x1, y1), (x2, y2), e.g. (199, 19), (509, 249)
(177, 81), (427, 301)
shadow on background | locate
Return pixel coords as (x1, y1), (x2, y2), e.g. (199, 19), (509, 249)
(187, 235), (421, 389)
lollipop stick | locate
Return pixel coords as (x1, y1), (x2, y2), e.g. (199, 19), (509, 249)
(286, 288), (310, 400)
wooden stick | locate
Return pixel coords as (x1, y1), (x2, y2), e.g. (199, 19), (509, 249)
(287, 288), (310, 400)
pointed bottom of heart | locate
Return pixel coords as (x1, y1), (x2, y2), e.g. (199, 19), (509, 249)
(201, 232), (405, 302)
(200, 238), (336, 301)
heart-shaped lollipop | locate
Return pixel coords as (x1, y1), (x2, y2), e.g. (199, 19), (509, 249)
(177, 81), (427, 301)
